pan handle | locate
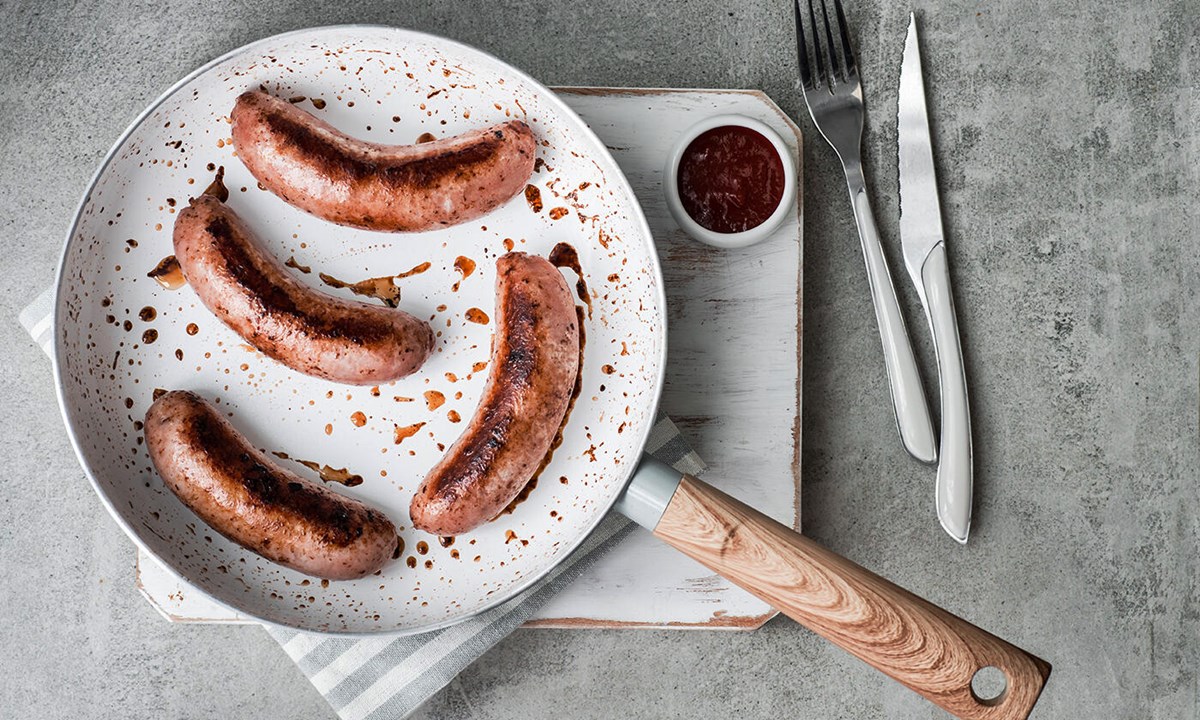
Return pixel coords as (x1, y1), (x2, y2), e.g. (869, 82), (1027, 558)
(622, 459), (1050, 720)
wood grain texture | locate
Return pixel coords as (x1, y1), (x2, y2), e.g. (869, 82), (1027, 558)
(654, 476), (1051, 720)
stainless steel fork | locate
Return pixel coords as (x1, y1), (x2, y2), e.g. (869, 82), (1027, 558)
(795, 0), (936, 464)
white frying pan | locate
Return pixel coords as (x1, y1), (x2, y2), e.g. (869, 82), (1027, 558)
(54, 26), (1048, 720)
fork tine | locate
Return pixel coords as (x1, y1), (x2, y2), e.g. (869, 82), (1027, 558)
(832, 0), (857, 79)
(806, 0), (828, 90)
(793, 0), (814, 90)
(817, 0), (842, 85)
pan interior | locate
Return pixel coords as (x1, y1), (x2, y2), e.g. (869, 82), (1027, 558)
(54, 25), (664, 634)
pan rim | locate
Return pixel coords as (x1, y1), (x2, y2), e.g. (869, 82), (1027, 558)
(51, 24), (667, 637)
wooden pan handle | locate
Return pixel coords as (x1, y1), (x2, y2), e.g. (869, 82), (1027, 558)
(653, 475), (1050, 720)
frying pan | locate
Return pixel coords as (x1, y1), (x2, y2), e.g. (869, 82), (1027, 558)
(53, 26), (1048, 720)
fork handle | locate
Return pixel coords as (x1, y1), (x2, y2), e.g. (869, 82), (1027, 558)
(844, 165), (938, 464)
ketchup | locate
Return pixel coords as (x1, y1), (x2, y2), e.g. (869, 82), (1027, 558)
(677, 126), (785, 234)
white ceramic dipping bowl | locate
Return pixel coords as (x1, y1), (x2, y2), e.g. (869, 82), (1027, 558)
(664, 114), (797, 249)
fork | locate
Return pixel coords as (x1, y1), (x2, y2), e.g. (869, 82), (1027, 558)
(795, 0), (937, 464)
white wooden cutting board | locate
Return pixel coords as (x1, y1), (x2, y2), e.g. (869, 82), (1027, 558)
(135, 87), (803, 630)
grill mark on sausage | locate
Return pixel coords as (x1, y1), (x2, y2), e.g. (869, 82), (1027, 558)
(427, 278), (541, 498)
(232, 91), (537, 232)
(200, 211), (399, 346)
(264, 109), (514, 195)
(175, 194), (433, 383)
(411, 253), (579, 535)
(170, 395), (368, 549)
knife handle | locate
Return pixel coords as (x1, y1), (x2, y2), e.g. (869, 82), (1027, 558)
(845, 171), (938, 465)
(921, 243), (974, 543)
(653, 474), (1051, 720)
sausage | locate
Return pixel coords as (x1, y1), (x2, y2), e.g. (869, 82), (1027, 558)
(173, 191), (434, 384)
(411, 253), (579, 536)
(145, 391), (397, 580)
(230, 90), (537, 232)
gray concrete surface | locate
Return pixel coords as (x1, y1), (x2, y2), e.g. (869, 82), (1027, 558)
(1, 0), (1196, 717)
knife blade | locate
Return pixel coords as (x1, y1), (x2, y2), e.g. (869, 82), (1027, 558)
(898, 12), (974, 544)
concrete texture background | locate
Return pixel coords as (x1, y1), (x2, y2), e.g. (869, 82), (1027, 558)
(1, 0), (1196, 717)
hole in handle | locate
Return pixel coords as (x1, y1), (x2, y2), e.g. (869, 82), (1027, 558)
(970, 666), (1008, 705)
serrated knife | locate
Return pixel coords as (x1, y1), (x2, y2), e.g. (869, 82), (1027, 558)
(898, 13), (974, 544)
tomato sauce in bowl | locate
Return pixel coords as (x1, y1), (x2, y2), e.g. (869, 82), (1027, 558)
(676, 125), (786, 234)
(665, 114), (796, 248)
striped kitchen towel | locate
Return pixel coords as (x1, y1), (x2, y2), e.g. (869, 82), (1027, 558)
(21, 284), (704, 720)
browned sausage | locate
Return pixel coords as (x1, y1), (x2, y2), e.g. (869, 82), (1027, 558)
(145, 391), (397, 580)
(410, 253), (579, 536)
(173, 191), (434, 384)
(230, 90), (537, 232)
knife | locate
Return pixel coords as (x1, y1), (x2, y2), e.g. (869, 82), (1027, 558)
(898, 13), (974, 544)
